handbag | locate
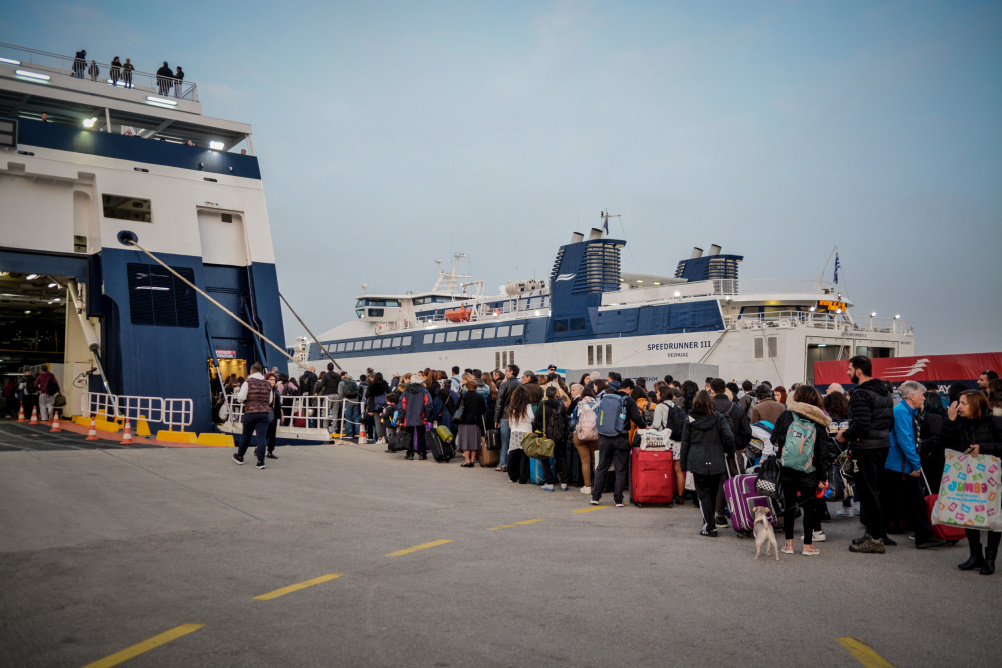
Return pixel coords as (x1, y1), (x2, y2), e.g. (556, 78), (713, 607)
(451, 402), (465, 424)
(53, 392), (67, 408)
(931, 448), (1002, 532)
(522, 403), (556, 460)
(755, 456), (781, 499)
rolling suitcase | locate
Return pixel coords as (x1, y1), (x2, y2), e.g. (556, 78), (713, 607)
(426, 429), (455, 462)
(530, 457), (552, 484)
(921, 468), (965, 544)
(479, 445), (499, 468)
(725, 473), (777, 534)
(485, 429), (502, 451)
(630, 447), (674, 507)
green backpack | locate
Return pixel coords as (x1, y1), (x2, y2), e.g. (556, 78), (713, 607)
(780, 413), (816, 473)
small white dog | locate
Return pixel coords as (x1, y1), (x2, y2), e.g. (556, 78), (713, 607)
(753, 505), (779, 561)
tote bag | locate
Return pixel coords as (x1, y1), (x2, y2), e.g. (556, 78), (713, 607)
(931, 449), (1002, 532)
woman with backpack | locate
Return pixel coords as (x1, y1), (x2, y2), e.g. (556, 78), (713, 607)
(531, 385), (570, 491)
(652, 385), (686, 505)
(770, 385), (831, 556)
(943, 390), (1002, 575)
(570, 387), (600, 494)
(680, 390), (735, 537)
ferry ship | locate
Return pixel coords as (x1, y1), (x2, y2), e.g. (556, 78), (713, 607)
(294, 225), (915, 386)
(0, 43), (285, 433)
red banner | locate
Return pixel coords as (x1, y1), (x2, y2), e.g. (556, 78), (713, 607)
(814, 352), (1002, 386)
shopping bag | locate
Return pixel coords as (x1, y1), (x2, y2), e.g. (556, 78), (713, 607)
(931, 449), (1002, 532)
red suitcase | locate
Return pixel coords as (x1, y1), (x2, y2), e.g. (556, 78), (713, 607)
(630, 447), (674, 507)
(921, 469), (965, 544)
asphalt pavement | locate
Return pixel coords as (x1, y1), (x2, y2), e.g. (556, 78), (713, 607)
(0, 433), (996, 667)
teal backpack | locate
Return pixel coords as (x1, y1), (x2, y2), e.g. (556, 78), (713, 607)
(780, 413), (816, 473)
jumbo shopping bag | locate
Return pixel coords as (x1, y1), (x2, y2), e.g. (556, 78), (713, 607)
(931, 449), (1002, 532)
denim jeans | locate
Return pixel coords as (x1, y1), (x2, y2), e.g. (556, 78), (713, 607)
(239, 412), (271, 461)
(343, 401), (361, 437)
(499, 418), (511, 467)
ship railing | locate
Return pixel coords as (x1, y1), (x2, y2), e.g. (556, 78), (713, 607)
(222, 394), (340, 438)
(406, 308), (537, 330)
(724, 311), (913, 334)
(81, 392), (194, 430)
(712, 279), (837, 296)
(604, 278), (839, 307)
(0, 42), (199, 101)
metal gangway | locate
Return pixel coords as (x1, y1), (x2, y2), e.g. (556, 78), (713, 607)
(219, 394), (342, 442)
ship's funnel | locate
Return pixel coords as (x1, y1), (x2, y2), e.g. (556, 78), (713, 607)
(690, 247), (704, 259)
(588, 228), (603, 240)
(709, 244), (722, 256)
(571, 232), (584, 243)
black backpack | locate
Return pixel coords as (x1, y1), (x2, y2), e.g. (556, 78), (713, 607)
(299, 373), (316, 395)
(46, 377), (59, 396)
(667, 404), (687, 440)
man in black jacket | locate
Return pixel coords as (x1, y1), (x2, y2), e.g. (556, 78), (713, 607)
(156, 62), (173, 95)
(494, 364), (521, 470)
(711, 378), (751, 527)
(591, 378), (647, 507)
(838, 355), (894, 554)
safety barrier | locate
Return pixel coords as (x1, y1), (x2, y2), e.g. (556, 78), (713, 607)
(82, 392), (194, 431)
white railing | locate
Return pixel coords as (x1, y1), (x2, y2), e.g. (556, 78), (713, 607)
(82, 392), (194, 430)
(712, 279), (837, 296)
(724, 311), (913, 334)
(221, 394), (344, 440)
(0, 42), (198, 101)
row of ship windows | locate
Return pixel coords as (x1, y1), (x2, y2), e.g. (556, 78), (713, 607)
(422, 323), (525, 345)
(587, 344), (614, 366)
(327, 336), (414, 353)
(755, 337), (779, 358)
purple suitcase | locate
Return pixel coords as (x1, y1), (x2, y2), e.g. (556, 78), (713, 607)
(724, 473), (777, 533)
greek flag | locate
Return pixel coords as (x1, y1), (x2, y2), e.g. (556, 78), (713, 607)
(833, 252), (841, 285)
(602, 215), (609, 235)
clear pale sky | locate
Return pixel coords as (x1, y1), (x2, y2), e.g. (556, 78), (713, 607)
(4, 1), (1000, 354)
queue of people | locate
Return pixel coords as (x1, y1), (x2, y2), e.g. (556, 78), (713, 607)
(224, 357), (1002, 574)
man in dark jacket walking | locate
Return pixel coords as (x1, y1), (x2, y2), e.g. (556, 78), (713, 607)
(711, 378), (751, 527)
(838, 355), (894, 554)
(494, 364), (521, 470)
(591, 378), (647, 507)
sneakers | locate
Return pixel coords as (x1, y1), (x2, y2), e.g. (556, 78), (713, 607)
(590, 499), (600, 505)
(700, 528), (719, 537)
(615, 502), (624, 507)
(804, 531), (826, 543)
(561, 484), (568, 491)
(580, 486), (592, 494)
(714, 516), (729, 528)
(781, 544), (795, 554)
(883, 537), (898, 547)
(256, 459), (266, 469)
(849, 536), (885, 554)
(836, 506), (855, 518)
(541, 484), (554, 492)
(232, 453), (244, 465)
(851, 532), (873, 546)
(266, 452), (278, 460)
(802, 545), (821, 556)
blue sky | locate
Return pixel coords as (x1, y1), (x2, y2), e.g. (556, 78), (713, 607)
(3, 1), (1000, 355)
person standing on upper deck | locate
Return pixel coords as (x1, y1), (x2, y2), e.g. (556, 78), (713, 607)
(110, 57), (122, 86)
(73, 50), (86, 78)
(156, 62), (173, 95)
(173, 66), (184, 97)
(122, 58), (134, 88)
(87, 60), (99, 81)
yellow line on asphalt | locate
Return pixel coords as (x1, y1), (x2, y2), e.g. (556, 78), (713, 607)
(386, 539), (453, 556)
(253, 574), (344, 600)
(573, 505), (612, 513)
(81, 624), (205, 668)
(836, 638), (895, 668)
(489, 518), (545, 530)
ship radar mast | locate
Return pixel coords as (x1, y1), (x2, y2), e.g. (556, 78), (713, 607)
(432, 253), (472, 292)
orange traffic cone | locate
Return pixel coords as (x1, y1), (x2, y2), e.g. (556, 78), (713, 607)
(121, 418), (134, 445)
(85, 416), (99, 441)
(17, 405), (25, 422)
(50, 411), (62, 433)
(358, 425), (367, 445)
(29, 407), (39, 424)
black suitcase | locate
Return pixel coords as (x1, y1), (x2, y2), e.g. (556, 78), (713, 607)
(485, 429), (501, 451)
(388, 431), (410, 453)
(426, 429), (455, 462)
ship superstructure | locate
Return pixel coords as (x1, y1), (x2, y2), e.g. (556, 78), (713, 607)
(0, 43), (285, 431)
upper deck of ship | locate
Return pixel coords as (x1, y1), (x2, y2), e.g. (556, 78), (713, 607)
(0, 43), (253, 153)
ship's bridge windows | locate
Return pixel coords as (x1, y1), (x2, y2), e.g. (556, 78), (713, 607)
(497, 325), (510, 338)
(358, 299), (401, 307)
(511, 324), (524, 336)
(368, 308), (384, 317)
(356, 309), (364, 318)
(103, 194), (152, 223)
(483, 327), (495, 339)
(470, 329), (482, 340)
(458, 330), (470, 342)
